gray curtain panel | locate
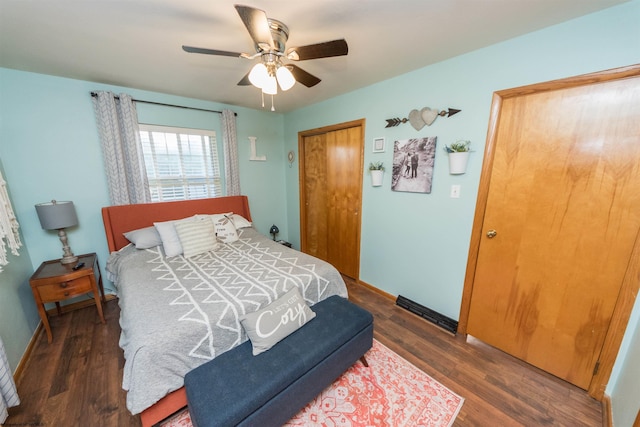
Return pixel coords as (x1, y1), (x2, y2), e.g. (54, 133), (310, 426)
(221, 109), (240, 196)
(92, 92), (151, 205)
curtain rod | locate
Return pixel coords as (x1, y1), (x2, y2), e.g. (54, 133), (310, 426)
(89, 92), (237, 116)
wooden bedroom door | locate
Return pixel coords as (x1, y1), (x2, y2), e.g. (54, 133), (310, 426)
(465, 69), (640, 391)
(299, 120), (364, 279)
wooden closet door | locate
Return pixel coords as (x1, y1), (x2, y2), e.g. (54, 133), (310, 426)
(302, 134), (329, 260)
(300, 121), (363, 279)
(325, 126), (362, 277)
(467, 74), (640, 390)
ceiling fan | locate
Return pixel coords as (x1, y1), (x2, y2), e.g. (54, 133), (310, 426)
(182, 4), (348, 108)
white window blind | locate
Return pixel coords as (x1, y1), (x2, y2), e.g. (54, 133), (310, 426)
(139, 125), (222, 202)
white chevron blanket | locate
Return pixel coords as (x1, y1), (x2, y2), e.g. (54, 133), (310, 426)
(107, 227), (348, 415)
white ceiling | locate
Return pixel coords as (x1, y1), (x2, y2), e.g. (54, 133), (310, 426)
(0, 0), (628, 113)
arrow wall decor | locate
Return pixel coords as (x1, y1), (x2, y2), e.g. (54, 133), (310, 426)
(385, 107), (461, 130)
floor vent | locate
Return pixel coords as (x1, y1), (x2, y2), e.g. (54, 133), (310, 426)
(396, 295), (458, 334)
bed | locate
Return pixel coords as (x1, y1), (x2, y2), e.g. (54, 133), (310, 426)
(101, 196), (348, 426)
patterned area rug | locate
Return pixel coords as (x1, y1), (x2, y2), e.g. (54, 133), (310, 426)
(160, 339), (464, 427)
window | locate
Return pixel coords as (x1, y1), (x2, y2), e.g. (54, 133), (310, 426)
(139, 125), (222, 202)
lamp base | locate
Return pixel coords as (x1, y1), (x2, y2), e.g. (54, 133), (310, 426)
(58, 228), (78, 265)
(61, 254), (79, 265)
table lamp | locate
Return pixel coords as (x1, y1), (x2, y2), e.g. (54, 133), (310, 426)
(270, 224), (279, 241)
(35, 200), (79, 265)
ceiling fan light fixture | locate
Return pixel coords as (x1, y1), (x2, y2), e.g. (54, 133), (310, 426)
(262, 75), (278, 95)
(183, 5), (349, 109)
(248, 63), (269, 88)
(276, 66), (295, 91)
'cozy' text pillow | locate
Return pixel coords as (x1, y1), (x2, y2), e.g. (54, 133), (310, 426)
(240, 288), (316, 355)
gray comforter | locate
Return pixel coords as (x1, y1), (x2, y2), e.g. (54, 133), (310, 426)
(106, 227), (348, 415)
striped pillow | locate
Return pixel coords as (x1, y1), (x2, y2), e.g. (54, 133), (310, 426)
(174, 216), (219, 258)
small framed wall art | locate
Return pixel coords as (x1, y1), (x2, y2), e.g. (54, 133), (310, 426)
(372, 137), (385, 153)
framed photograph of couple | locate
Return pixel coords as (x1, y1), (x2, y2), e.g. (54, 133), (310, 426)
(391, 136), (437, 194)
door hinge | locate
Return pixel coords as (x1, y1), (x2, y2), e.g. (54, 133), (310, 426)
(593, 361), (600, 375)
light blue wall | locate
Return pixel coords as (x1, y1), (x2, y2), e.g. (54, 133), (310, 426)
(283, 2), (639, 424)
(0, 1), (638, 423)
(0, 160), (38, 370)
(0, 69), (287, 277)
(284, 0), (640, 321)
(0, 68), (286, 369)
(609, 296), (640, 427)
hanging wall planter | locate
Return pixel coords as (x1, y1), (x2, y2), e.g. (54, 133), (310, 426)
(448, 152), (470, 174)
(444, 140), (471, 175)
(368, 162), (385, 187)
(370, 170), (384, 186)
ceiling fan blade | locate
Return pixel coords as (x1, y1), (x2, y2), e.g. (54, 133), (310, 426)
(234, 5), (274, 51)
(287, 64), (321, 87)
(286, 39), (348, 61)
(237, 71), (251, 86)
(182, 45), (244, 58)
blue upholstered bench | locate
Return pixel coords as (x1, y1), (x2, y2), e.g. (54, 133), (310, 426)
(184, 295), (374, 427)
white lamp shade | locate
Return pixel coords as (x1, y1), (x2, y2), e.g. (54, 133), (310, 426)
(248, 63), (269, 89)
(262, 75), (278, 95)
(276, 66), (296, 91)
(35, 200), (78, 230)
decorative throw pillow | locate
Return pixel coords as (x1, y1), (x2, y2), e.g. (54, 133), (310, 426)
(230, 214), (252, 229)
(214, 215), (239, 243)
(195, 212), (233, 225)
(240, 288), (316, 356)
(123, 226), (162, 249)
(174, 216), (219, 258)
(154, 216), (195, 257)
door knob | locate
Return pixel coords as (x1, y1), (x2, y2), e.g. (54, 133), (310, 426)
(486, 229), (497, 238)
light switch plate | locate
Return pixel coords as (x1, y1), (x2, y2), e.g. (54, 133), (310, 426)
(450, 185), (461, 198)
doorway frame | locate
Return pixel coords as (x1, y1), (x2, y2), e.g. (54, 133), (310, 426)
(298, 118), (365, 279)
(457, 64), (640, 400)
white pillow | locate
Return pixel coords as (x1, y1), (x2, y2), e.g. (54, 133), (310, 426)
(123, 226), (162, 249)
(230, 214), (252, 229)
(154, 216), (196, 257)
(214, 215), (239, 243)
(174, 216), (219, 258)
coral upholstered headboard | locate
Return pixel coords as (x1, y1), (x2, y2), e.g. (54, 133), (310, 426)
(102, 196), (252, 252)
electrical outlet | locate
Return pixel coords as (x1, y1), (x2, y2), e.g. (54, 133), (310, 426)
(450, 185), (461, 198)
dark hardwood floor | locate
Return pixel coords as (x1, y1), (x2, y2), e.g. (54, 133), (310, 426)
(6, 278), (603, 426)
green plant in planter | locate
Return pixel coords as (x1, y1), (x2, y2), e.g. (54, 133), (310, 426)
(368, 161), (385, 171)
(444, 140), (471, 153)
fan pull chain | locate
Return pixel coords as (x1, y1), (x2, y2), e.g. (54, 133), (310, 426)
(261, 91), (265, 108)
(271, 95), (275, 112)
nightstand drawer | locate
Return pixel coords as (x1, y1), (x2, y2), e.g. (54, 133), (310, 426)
(37, 276), (93, 302)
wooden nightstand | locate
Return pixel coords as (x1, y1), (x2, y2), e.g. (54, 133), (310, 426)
(29, 253), (106, 343)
